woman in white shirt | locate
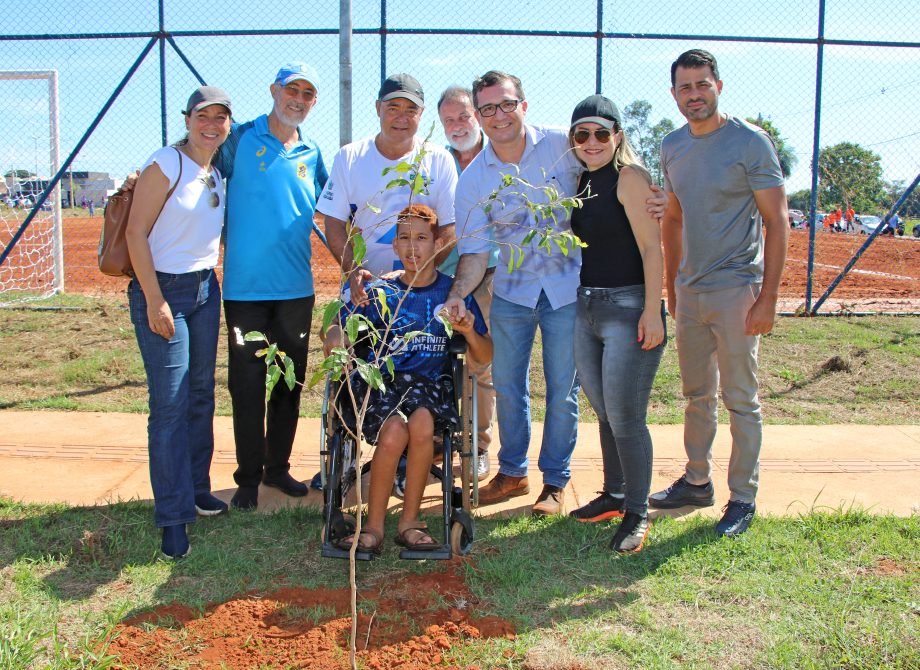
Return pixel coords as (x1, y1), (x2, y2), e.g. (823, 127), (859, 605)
(126, 86), (232, 559)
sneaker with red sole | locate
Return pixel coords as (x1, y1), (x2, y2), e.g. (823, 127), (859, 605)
(568, 491), (625, 523)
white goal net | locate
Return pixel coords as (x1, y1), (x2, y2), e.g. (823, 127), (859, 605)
(0, 71), (63, 304)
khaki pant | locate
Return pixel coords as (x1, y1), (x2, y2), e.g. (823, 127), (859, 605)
(469, 269), (496, 453)
(675, 283), (762, 503)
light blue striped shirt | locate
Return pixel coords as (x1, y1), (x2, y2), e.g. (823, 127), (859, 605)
(455, 124), (582, 309)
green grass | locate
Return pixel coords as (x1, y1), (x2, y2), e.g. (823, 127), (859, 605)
(1, 498), (917, 668)
(2, 296), (919, 424)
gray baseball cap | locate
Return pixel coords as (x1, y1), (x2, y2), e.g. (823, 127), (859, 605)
(184, 86), (232, 115)
(378, 73), (424, 107)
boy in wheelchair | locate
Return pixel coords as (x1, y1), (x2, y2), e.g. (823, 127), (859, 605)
(322, 203), (491, 555)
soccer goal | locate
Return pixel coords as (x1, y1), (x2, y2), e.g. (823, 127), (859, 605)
(0, 70), (63, 304)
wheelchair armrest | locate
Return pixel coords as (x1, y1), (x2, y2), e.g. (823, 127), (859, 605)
(448, 334), (468, 355)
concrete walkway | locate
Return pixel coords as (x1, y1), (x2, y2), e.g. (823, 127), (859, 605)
(0, 410), (917, 518)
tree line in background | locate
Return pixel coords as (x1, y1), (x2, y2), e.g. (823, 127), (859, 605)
(623, 100), (916, 219)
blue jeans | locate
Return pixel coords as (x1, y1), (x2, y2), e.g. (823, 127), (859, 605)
(491, 291), (579, 488)
(574, 285), (666, 515)
(129, 270), (220, 528)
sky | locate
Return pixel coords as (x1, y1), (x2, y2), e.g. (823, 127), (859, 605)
(1, 0), (918, 203)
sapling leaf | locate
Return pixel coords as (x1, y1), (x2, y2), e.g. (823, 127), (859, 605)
(283, 355), (296, 390)
(384, 356), (395, 379)
(386, 178), (410, 190)
(352, 234), (367, 266)
(244, 331), (267, 342)
(436, 312), (453, 338)
(322, 300), (345, 334)
(266, 365), (282, 391)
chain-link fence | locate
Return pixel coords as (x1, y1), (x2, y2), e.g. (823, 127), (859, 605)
(2, 0), (918, 312)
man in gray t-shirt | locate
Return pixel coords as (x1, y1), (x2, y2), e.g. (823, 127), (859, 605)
(649, 49), (789, 538)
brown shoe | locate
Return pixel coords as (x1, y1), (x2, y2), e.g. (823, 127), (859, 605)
(531, 485), (565, 517)
(478, 473), (529, 505)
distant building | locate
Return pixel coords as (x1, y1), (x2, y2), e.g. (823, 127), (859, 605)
(3, 170), (120, 208)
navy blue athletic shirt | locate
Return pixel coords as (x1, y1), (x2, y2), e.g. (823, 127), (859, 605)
(337, 272), (486, 379)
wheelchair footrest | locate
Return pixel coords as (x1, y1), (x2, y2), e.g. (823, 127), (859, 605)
(398, 544), (452, 561)
(321, 543), (376, 561)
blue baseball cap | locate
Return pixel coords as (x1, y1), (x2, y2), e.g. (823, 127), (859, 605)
(274, 62), (319, 89)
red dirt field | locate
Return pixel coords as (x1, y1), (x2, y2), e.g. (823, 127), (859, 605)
(5, 217), (920, 306)
(107, 560), (520, 670)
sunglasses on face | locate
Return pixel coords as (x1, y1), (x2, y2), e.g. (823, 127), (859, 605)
(572, 128), (616, 144)
(200, 173), (220, 208)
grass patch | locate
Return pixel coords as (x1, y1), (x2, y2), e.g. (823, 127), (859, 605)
(1, 296), (919, 424)
(1, 498), (916, 668)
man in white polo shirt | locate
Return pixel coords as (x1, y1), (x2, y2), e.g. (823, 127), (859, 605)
(318, 73), (457, 300)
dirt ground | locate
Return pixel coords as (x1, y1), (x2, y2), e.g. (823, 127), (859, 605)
(5, 217), (920, 303)
(107, 560), (521, 670)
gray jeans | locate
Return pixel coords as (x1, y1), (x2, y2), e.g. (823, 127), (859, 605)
(675, 283), (762, 503)
(574, 285), (666, 515)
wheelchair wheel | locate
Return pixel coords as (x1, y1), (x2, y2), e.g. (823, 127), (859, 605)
(450, 520), (473, 556)
(323, 430), (359, 544)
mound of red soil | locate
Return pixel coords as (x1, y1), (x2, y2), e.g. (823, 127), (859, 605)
(108, 561), (515, 669)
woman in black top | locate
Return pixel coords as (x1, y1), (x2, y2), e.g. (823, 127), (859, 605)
(567, 95), (666, 553)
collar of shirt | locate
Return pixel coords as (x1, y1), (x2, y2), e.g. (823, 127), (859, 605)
(254, 113), (307, 151)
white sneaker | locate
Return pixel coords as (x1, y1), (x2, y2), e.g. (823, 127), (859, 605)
(477, 452), (490, 481)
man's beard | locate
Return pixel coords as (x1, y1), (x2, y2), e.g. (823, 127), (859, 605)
(449, 130), (479, 153)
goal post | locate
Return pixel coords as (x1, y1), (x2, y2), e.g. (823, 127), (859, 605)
(0, 70), (63, 303)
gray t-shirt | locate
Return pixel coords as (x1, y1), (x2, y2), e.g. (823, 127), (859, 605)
(661, 115), (784, 293)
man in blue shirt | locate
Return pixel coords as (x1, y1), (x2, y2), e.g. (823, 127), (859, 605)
(216, 62), (328, 511)
(445, 71), (583, 517)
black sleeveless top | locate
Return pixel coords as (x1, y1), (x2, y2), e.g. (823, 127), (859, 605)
(571, 162), (645, 288)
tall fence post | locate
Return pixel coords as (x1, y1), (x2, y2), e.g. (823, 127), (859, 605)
(158, 0), (167, 146)
(340, 0), (352, 147)
(805, 0), (827, 314)
(594, 0), (603, 94)
(379, 0), (387, 86)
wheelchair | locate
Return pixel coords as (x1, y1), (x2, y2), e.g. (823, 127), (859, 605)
(319, 335), (480, 561)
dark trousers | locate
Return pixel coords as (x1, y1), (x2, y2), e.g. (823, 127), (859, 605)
(224, 297), (314, 488)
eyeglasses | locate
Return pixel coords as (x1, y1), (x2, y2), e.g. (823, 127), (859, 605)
(200, 173), (220, 208)
(477, 99), (522, 117)
(281, 85), (316, 102)
(572, 128), (616, 145)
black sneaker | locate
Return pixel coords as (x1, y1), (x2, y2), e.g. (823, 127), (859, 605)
(648, 475), (715, 509)
(194, 492), (228, 517)
(262, 471), (308, 497)
(716, 500), (756, 537)
(609, 512), (649, 554)
(569, 492), (625, 523)
(160, 524), (190, 560)
(231, 485), (258, 511)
